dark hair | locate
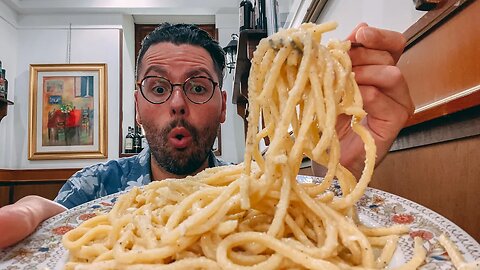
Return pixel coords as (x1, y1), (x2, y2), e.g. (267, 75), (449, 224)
(136, 23), (226, 88)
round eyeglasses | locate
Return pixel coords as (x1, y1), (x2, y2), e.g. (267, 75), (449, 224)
(138, 75), (219, 104)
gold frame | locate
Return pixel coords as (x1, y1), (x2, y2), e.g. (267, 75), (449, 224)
(28, 63), (108, 160)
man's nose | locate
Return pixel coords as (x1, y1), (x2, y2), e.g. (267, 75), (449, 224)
(169, 86), (188, 116)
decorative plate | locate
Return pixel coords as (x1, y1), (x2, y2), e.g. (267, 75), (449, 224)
(1, 182), (479, 269)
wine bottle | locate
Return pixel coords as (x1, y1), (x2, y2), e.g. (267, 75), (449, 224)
(254, 0), (260, 29)
(133, 126), (142, 153)
(125, 126), (134, 153)
(256, 0), (266, 30)
(240, 0), (254, 31)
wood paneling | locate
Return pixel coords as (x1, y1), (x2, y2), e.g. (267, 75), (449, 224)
(0, 168), (79, 181)
(13, 183), (65, 203)
(0, 187), (8, 207)
(398, 0), (480, 125)
(370, 135), (480, 242)
(380, 2), (480, 242)
(0, 168), (78, 206)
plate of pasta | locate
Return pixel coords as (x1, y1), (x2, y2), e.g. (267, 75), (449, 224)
(0, 181), (479, 270)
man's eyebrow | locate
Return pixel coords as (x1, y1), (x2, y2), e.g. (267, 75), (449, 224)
(143, 66), (168, 77)
(185, 68), (215, 79)
(142, 66), (216, 81)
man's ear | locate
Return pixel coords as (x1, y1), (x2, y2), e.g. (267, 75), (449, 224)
(134, 90), (142, 125)
(220, 90), (227, 123)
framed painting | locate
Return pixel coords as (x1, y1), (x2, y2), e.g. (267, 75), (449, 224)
(28, 63), (108, 160)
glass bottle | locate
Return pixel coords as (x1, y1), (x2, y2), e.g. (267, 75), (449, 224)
(125, 126), (134, 153)
(133, 126), (142, 153)
(240, 0), (254, 31)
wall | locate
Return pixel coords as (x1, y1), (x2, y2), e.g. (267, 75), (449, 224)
(0, 10), (124, 169)
(0, 1), (19, 164)
(316, 0), (426, 41)
(371, 135), (480, 241)
(121, 15), (136, 153)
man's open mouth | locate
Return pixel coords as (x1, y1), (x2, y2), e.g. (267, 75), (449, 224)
(168, 127), (193, 149)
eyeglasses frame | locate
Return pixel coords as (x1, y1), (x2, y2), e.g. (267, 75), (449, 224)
(137, 75), (219, 105)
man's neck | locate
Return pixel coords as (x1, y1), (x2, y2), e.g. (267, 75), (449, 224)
(150, 155), (209, 181)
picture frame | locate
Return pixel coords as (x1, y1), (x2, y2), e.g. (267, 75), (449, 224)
(28, 63), (108, 160)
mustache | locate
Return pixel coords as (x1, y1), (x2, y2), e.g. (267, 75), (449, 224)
(163, 118), (197, 138)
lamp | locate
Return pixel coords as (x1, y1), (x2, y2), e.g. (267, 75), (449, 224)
(223, 34), (238, 74)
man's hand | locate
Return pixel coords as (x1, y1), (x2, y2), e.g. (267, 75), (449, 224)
(313, 23), (414, 179)
(0, 196), (66, 249)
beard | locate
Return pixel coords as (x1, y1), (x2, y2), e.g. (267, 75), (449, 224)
(143, 117), (220, 176)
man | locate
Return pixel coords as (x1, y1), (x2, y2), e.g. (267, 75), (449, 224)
(55, 23), (230, 209)
(0, 22), (412, 249)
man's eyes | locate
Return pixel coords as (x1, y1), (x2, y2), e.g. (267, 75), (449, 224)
(190, 85), (207, 94)
(152, 86), (169, 94)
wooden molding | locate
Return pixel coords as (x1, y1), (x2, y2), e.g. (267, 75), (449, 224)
(403, 0), (473, 50)
(406, 88), (480, 127)
(399, 0), (479, 127)
(118, 29), (125, 160)
(303, 0), (330, 23)
(0, 168), (79, 182)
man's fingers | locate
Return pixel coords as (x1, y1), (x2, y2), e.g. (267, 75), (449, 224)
(355, 26), (407, 63)
(346, 22), (369, 42)
(349, 47), (395, 66)
(360, 85), (411, 139)
(353, 65), (414, 115)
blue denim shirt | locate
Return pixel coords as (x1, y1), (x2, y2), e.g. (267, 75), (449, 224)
(54, 145), (228, 208)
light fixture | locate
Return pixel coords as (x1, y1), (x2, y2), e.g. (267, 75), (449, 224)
(223, 34), (238, 74)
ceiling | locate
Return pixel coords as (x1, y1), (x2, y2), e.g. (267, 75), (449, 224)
(2, 0), (240, 17)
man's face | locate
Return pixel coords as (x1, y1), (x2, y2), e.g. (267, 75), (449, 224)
(135, 42), (226, 176)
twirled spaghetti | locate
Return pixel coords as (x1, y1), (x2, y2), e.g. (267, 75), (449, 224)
(62, 22), (437, 270)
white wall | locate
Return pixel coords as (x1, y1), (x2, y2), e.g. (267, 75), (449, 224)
(315, 0), (426, 41)
(0, 11), (124, 169)
(120, 15), (136, 151)
(0, 2), (19, 166)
